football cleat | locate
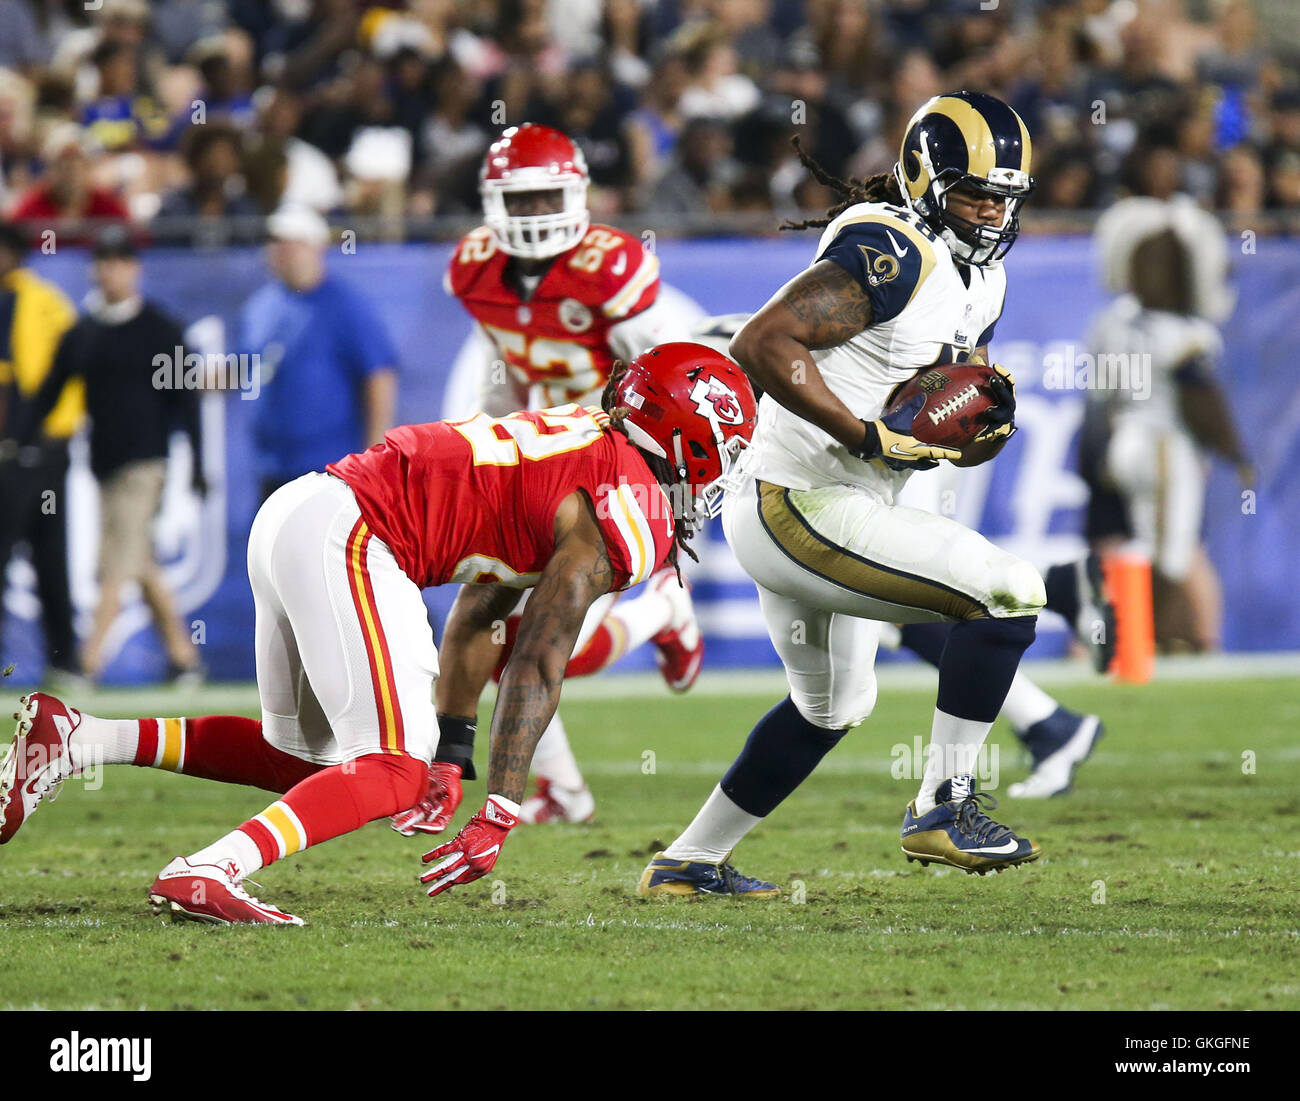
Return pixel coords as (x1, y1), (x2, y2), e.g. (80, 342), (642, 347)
(0, 693), (82, 845)
(901, 775), (1040, 874)
(1074, 553), (1116, 674)
(148, 857), (304, 925)
(636, 852), (780, 898)
(650, 570), (704, 693)
(517, 777), (595, 825)
(1009, 709), (1103, 799)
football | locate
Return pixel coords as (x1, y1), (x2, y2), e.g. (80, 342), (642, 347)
(882, 362), (999, 450)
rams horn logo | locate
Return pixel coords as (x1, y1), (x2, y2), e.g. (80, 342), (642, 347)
(858, 245), (900, 287)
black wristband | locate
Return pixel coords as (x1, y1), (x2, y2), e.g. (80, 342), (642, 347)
(848, 419), (880, 461)
(434, 713), (477, 781)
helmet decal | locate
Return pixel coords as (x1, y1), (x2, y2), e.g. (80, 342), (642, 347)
(690, 374), (745, 433)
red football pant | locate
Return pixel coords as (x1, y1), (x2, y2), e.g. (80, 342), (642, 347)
(135, 715), (424, 867)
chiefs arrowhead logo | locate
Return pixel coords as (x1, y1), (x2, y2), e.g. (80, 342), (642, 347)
(689, 375), (744, 432)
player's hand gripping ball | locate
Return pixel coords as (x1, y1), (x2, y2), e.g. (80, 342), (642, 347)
(883, 361), (1015, 451)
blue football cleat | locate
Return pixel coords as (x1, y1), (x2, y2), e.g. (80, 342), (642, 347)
(1010, 707), (1104, 798)
(636, 852), (780, 898)
(901, 775), (1040, 875)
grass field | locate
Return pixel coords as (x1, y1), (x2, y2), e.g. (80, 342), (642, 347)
(1, 668), (1297, 1011)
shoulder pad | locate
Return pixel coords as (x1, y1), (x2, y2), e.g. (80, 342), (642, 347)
(817, 207), (939, 324)
(446, 227), (500, 297)
(564, 225), (661, 319)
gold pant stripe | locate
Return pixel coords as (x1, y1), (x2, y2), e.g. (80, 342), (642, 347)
(262, 803), (304, 857)
(158, 717), (184, 772)
(757, 482), (989, 621)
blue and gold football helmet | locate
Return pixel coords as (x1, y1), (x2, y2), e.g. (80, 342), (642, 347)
(892, 91), (1035, 267)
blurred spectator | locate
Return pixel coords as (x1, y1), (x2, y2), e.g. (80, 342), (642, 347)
(1263, 89), (1300, 208)
(648, 115), (739, 214)
(715, 0), (784, 78)
(153, 0), (234, 65)
(157, 123), (259, 220)
(238, 206), (397, 500)
(188, 35), (257, 131)
(626, 48), (690, 195)
(1215, 143), (1267, 217)
(0, 68), (37, 206)
(676, 22), (761, 121)
(255, 88), (340, 213)
(417, 58), (488, 215)
(12, 227), (205, 683)
(0, 219), (80, 682)
(80, 39), (169, 152)
(0, 0), (48, 72)
(544, 61), (635, 213)
(1036, 142), (1103, 210)
(6, 124), (130, 236)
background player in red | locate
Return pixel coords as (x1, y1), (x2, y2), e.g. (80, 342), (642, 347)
(427, 123), (703, 828)
(0, 345), (757, 922)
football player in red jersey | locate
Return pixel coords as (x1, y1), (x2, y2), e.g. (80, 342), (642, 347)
(0, 345), (756, 921)
(430, 122), (702, 828)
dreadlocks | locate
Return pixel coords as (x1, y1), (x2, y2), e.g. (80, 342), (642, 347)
(781, 135), (905, 232)
(599, 361), (699, 582)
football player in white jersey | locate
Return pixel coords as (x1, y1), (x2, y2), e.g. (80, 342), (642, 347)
(641, 92), (1049, 896)
(1088, 218), (1251, 651)
(693, 314), (1111, 801)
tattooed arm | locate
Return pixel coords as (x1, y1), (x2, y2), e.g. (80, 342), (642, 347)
(729, 259), (874, 450)
(484, 491), (614, 803)
(436, 583), (525, 720)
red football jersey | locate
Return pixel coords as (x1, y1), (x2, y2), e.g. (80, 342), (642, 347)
(445, 223), (660, 405)
(327, 406), (674, 592)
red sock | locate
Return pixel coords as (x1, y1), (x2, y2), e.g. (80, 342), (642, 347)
(239, 753), (426, 867)
(132, 715), (322, 793)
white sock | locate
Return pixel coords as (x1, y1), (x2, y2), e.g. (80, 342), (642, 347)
(1000, 673), (1058, 733)
(663, 785), (764, 864)
(69, 713), (143, 770)
(605, 588), (674, 652)
(187, 830), (264, 881)
(530, 713), (586, 791)
(915, 708), (993, 815)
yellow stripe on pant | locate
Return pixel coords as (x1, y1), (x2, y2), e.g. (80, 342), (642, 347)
(756, 481), (989, 621)
(260, 802), (306, 857)
(158, 718), (185, 772)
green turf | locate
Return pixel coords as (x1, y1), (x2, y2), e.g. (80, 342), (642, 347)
(1, 676), (1297, 1010)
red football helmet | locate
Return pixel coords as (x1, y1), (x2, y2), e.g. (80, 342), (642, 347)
(480, 123), (590, 260)
(611, 342), (758, 519)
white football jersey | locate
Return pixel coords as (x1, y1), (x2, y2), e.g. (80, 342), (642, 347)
(749, 201), (1007, 500)
(1087, 293), (1223, 435)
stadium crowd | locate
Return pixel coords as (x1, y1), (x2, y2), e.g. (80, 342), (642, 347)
(0, 0), (1296, 238)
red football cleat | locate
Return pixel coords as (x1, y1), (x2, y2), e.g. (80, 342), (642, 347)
(148, 857), (304, 925)
(518, 778), (595, 825)
(0, 693), (82, 845)
(650, 571), (704, 693)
